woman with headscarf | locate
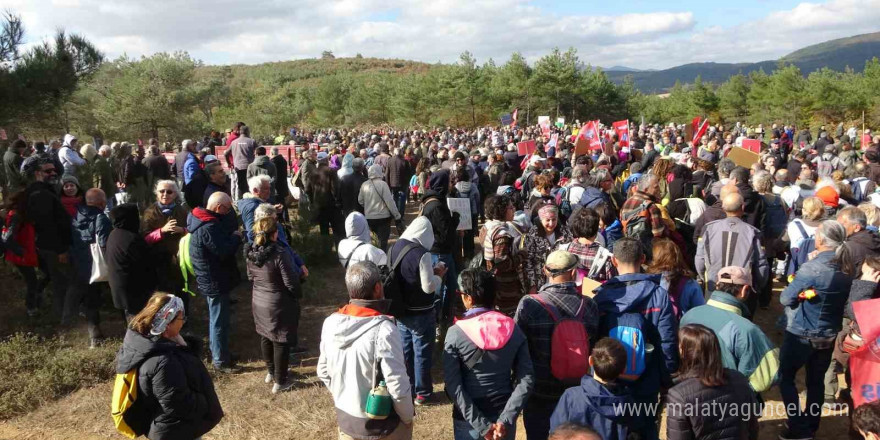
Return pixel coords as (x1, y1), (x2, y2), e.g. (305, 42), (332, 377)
(142, 180), (190, 311)
(337, 211), (388, 268)
(116, 293), (223, 439)
(420, 169), (461, 328)
(107, 203), (155, 320)
(521, 200), (573, 293)
(336, 153), (354, 179)
(358, 164), (402, 251)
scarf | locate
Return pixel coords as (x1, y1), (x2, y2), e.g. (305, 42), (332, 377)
(157, 201), (179, 216)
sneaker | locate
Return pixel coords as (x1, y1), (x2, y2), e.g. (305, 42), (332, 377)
(778, 430), (813, 440)
(414, 395), (429, 406)
(271, 380), (295, 394)
(265, 373), (273, 384)
(213, 364), (242, 374)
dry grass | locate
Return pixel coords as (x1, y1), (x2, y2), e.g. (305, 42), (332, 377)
(0, 210), (855, 439)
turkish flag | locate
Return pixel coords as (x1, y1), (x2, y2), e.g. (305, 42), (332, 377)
(612, 120), (630, 148)
(691, 116), (701, 135)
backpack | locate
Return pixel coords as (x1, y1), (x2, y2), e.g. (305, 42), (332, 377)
(602, 311), (650, 382)
(529, 294), (590, 383)
(383, 242), (419, 318)
(786, 220), (816, 276)
(555, 185), (580, 219)
(852, 177), (870, 203)
(177, 233), (197, 296)
(621, 201), (654, 258)
(408, 174), (419, 197)
(111, 369), (149, 438)
(763, 194), (787, 239)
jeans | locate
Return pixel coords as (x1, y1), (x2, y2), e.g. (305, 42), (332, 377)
(37, 249), (70, 319)
(391, 187), (406, 217)
(368, 217), (392, 252)
(779, 331), (834, 436)
(453, 418), (515, 440)
(17, 265), (39, 310)
(523, 396), (558, 440)
(206, 293), (231, 367)
(261, 336), (290, 383)
(433, 253), (458, 328)
(397, 310), (436, 398)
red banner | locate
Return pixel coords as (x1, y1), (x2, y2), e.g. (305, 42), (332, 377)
(612, 120), (629, 148)
(691, 116), (701, 135)
(588, 121), (602, 150)
(517, 140), (536, 156)
(742, 139), (761, 154)
(692, 118), (709, 146)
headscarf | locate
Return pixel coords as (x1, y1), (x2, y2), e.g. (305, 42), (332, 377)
(150, 295), (185, 336)
(538, 203), (558, 220)
(338, 153), (354, 178)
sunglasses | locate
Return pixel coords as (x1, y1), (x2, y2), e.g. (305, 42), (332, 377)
(158, 189), (175, 194)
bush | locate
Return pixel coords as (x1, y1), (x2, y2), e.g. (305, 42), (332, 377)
(285, 209), (338, 266)
(0, 333), (117, 419)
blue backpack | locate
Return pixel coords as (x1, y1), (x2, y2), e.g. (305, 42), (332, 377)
(602, 311), (649, 382)
(786, 220), (815, 276)
(763, 194), (787, 239)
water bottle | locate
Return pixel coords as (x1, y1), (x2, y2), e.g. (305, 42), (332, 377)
(365, 381), (392, 420)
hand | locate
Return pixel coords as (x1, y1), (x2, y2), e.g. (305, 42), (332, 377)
(274, 203), (284, 213)
(58, 253), (68, 264)
(862, 264), (880, 283)
(483, 425), (497, 440)
(434, 265), (448, 277)
(172, 226), (186, 234)
(492, 423), (507, 440)
(161, 219), (178, 234)
(300, 265), (309, 278)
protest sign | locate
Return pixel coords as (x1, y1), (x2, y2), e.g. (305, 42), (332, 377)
(517, 140), (536, 155)
(500, 113), (512, 126)
(727, 147), (760, 169)
(447, 198), (472, 230)
(574, 137), (589, 156)
(612, 120), (629, 147)
(547, 134), (558, 148)
(539, 116), (551, 135)
(742, 139), (761, 154)
(556, 117), (565, 128)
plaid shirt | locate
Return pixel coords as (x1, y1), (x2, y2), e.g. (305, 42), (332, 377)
(620, 190), (666, 238)
(513, 282), (599, 400)
(567, 240), (617, 282)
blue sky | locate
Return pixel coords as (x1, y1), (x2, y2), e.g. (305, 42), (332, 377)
(7, 0), (879, 69)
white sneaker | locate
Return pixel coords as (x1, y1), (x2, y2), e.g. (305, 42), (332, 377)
(264, 373), (273, 384)
(271, 380), (295, 394)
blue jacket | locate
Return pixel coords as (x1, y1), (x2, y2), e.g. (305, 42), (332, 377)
(780, 250), (852, 339)
(187, 207), (241, 297)
(183, 153), (199, 185)
(237, 196), (304, 273)
(602, 220), (622, 250)
(69, 204), (112, 282)
(550, 376), (639, 440)
(593, 273), (679, 396)
(577, 186), (608, 209)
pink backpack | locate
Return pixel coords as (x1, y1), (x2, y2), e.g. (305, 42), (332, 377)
(530, 294), (590, 382)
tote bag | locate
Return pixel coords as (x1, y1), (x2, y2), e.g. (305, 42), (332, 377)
(89, 242), (110, 284)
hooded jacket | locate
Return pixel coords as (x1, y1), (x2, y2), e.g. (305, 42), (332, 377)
(443, 310), (534, 436)
(358, 165), (400, 221)
(847, 229), (880, 278)
(116, 330), (223, 440)
(107, 204), (154, 312)
(665, 369), (759, 440)
(593, 273), (679, 397)
(246, 242), (301, 344)
(70, 204), (112, 282)
(186, 207), (241, 297)
(59, 134), (85, 176)
(316, 303), (414, 439)
(246, 154), (277, 183)
(781, 250), (852, 339)
(338, 212), (388, 268)
(26, 180), (71, 253)
(420, 170), (459, 254)
(550, 376), (639, 440)
(389, 216), (442, 313)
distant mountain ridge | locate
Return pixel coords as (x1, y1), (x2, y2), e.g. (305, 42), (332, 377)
(606, 31), (880, 93)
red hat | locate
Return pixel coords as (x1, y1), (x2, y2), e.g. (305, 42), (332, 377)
(815, 186), (839, 208)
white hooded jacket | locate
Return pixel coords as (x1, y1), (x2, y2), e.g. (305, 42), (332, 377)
(358, 165), (401, 220)
(337, 212), (388, 268)
(398, 216), (443, 296)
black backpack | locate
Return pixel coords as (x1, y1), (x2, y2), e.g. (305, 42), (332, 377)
(383, 242), (419, 318)
(621, 201), (655, 259)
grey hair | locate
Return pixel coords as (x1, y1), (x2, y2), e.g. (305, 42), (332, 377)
(204, 161), (223, 176)
(248, 174), (271, 192)
(571, 166), (588, 184)
(254, 203), (276, 221)
(270, 146), (280, 156)
(752, 171), (772, 194)
(352, 158), (365, 171)
(181, 139), (194, 150)
(154, 179), (181, 201)
(718, 158), (736, 178)
(838, 206), (868, 229)
(99, 145), (111, 155)
(590, 168), (611, 187)
(816, 220), (855, 276)
(636, 173), (659, 192)
(345, 261), (381, 300)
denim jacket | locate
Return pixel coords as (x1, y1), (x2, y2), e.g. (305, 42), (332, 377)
(780, 251), (852, 339)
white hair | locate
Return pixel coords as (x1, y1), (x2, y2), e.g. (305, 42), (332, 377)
(248, 174), (271, 192)
(154, 179), (181, 201)
(254, 203), (276, 221)
(99, 144), (111, 155)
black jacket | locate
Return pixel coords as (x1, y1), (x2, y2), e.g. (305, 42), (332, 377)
(107, 204), (154, 312)
(666, 369), (758, 440)
(270, 155), (289, 198)
(847, 229), (880, 278)
(116, 330), (223, 440)
(737, 183), (765, 229)
(384, 155), (411, 189)
(339, 171), (368, 215)
(245, 242), (301, 344)
(144, 154), (171, 181)
(26, 181), (71, 253)
(421, 170), (459, 254)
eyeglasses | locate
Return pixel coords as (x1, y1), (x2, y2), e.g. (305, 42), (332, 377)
(158, 189), (174, 194)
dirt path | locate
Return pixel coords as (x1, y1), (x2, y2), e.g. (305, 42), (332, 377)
(0, 205), (854, 439)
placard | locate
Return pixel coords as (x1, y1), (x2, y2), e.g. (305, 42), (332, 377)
(547, 134), (559, 148)
(582, 278), (601, 298)
(742, 139), (761, 154)
(447, 197), (472, 230)
(517, 140), (536, 156)
(727, 146), (760, 169)
(574, 137), (590, 156)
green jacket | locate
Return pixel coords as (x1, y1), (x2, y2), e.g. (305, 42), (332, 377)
(680, 291), (780, 393)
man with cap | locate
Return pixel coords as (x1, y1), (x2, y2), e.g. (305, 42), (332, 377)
(681, 266), (780, 399)
(514, 249), (599, 440)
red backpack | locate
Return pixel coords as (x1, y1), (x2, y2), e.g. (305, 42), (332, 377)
(530, 294), (590, 382)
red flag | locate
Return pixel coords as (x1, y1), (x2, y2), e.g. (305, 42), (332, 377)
(863, 134), (873, 150)
(612, 120), (630, 148)
(588, 121), (602, 150)
(692, 119), (709, 146)
(691, 117), (701, 135)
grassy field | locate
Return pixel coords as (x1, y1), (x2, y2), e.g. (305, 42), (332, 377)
(0, 207), (854, 439)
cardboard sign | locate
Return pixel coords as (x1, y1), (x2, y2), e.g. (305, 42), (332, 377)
(517, 140), (536, 155)
(574, 137), (590, 156)
(742, 139), (761, 154)
(582, 278), (602, 298)
(447, 198), (472, 230)
(727, 146), (760, 169)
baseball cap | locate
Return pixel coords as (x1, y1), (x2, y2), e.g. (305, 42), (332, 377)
(717, 266), (752, 287)
(544, 250), (578, 273)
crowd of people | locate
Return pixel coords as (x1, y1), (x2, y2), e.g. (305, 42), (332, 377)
(6, 120), (880, 440)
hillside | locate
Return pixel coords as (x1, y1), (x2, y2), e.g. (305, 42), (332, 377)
(606, 31), (880, 92)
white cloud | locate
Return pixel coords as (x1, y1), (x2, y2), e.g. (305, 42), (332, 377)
(5, 0), (878, 70)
